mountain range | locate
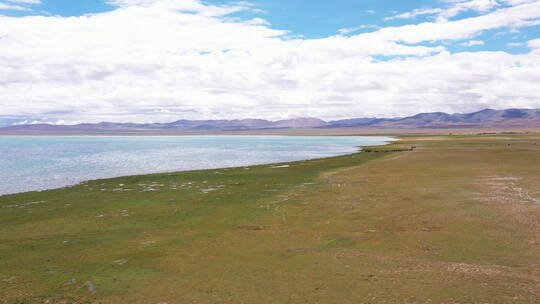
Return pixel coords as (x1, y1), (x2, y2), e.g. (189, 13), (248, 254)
(1, 108), (540, 134)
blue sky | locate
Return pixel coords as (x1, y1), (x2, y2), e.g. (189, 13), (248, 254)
(0, 0), (539, 124)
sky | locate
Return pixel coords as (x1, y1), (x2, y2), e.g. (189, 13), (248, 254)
(0, 0), (540, 125)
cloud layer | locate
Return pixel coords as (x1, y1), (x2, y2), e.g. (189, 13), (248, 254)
(0, 0), (539, 123)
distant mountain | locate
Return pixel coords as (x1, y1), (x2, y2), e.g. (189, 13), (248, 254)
(0, 117), (330, 134)
(1, 109), (540, 134)
(329, 108), (540, 129)
(272, 118), (328, 128)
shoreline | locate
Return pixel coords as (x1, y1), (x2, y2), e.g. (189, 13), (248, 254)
(1, 127), (540, 137)
(0, 136), (397, 198)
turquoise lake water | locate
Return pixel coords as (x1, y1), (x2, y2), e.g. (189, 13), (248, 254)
(0, 136), (393, 195)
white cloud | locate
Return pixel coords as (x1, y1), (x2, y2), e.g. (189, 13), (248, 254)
(385, 8), (444, 21)
(13, 119), (70, 125)
(338, 24), (379, 34)
(461, 39), (485, 46)
(6, 0), (40, 3)
(367, 2), (540, 44)
(439, 0), (500, 21)
(528, 38), (540, 48)
(387, 0), (500, 22)
(0, 2), (32, 11)
(0, 0), (539, 123)
(244, 17), (270, 25)
(502, 0), (539, 5)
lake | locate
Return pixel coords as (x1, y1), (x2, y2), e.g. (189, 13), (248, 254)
(0, 135), (393, 195)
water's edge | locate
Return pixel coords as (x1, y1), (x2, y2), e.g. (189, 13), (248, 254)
(0, 136), (396, 197)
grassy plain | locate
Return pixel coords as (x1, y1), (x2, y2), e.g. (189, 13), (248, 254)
(1, 134), (540, 303)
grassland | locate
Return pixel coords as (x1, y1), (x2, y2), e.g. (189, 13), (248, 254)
(1, 134), (540, 303)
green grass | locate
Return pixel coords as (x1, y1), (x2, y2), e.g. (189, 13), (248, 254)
(1, 134), (540, 303)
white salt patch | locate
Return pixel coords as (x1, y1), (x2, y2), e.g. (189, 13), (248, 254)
(114, 258), (128, 265)
(201, 185), (225, 194)
(3, 201), (45, 209)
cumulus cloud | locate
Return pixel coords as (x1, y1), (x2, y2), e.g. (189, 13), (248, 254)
(0, 0), (539, 123)
(528, 38), (540, 48)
